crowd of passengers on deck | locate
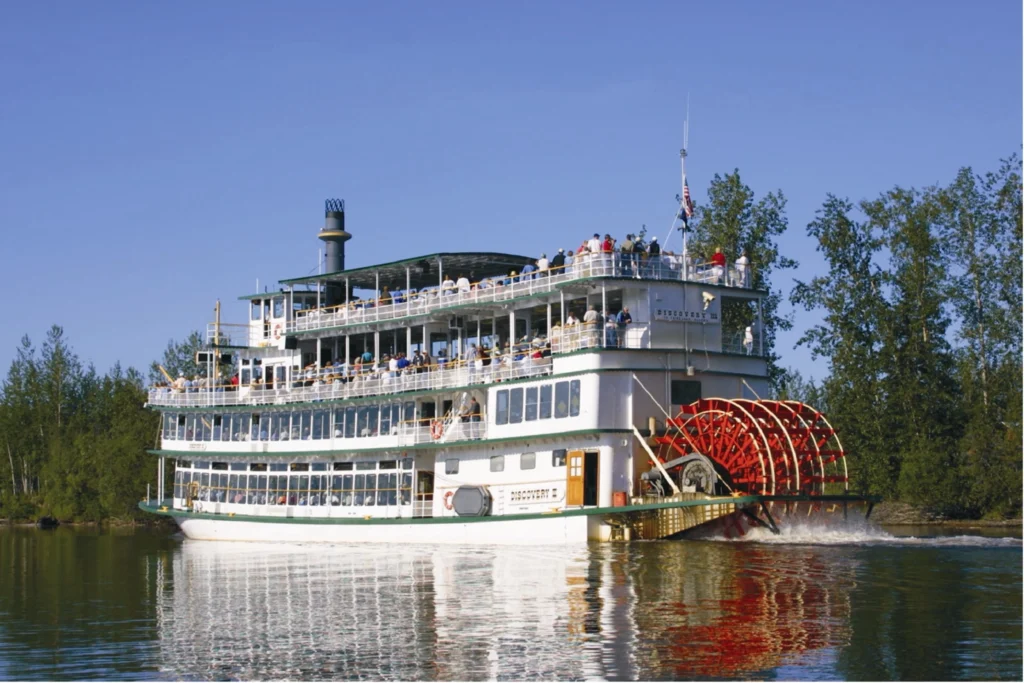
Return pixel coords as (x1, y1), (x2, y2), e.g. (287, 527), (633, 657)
(293, 235), (751, 323)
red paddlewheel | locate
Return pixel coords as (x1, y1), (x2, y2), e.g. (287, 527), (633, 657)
(781, 401), (849, 493)
(656, 398), (776, 494)
(652, 399), (849, 496)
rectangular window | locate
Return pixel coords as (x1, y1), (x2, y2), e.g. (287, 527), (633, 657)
(401, 457), (413, 470)
(509, 388), (524, 424)
(309, 475), (323, 506)
(670, 380), (702, 406)
(490, 455), (505, 472)
(229, 462), (247, 471)
(273, 297), (284, 318)
(495, 390), (509, 425)
(445, 458), (460, 475)
(367, 406), (379, 437)
(219, 415), (231, 442)
(403, 402), (416, 425)
(333, 462), (353, 471)
(357, 407), (369, 437)
(345, 407), (356, 438)
(330, 476), (343, 505)
(212, 462), (229, 470)
(379, 460), (397, 470)
(249, 462), (267, 472)
(290, 463), (310, 472)
(195, 461), (210, 470)
(380, 405), (392, 436)
(312, 410), (327, 439)
(251, 300), (261, 320)
(311, 462), (327, 471)
(300, 411), (312, 440)
(364, 474), (377, 507)
(555, 381), (570, 418)
(269, 463), (287, 472)
(525, 387), (538, 421)
(355, 461), (375, 471)
(520, 452), (536, 470)
(552, 449), (567, 467)
(570, 380), (581, 417)
(341, 474), (353, 506)
(539, 385), (552, 419)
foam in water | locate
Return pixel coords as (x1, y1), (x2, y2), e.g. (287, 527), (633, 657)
(708, 522), (1022, 547)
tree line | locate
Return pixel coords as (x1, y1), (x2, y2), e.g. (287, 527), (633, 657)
(689, 153), (1021, 518)
(1, 154), (1020, 521)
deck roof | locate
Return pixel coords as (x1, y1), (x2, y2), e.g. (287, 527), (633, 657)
(279, 252), (535, 291)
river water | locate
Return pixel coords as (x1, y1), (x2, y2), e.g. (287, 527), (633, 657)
(0, 524), (1019, 681)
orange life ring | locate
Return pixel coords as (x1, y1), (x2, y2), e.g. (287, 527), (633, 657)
(430, 420), (444, 440)
(273, 323), (282, 340)
(443, 491), (454, 510)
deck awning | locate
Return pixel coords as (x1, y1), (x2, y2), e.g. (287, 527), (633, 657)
(279, 252), (535, 291)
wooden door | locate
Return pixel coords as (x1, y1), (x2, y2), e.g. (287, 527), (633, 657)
(566, 449), (585, 506)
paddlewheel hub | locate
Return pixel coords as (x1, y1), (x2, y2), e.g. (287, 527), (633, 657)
(653, 399), (849, 496)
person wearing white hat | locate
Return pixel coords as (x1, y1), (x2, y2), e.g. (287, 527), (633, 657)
(550, 248), (565, 275)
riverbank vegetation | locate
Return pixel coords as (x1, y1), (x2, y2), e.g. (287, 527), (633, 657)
(1, 156), (1019, 522)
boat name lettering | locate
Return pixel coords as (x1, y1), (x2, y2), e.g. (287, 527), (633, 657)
(653, 309), (719, 323)
(510, 488), (556, 502)
(188, 443), (207, 451)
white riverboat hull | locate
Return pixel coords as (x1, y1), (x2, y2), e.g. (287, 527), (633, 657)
(174, 513), (601, 545)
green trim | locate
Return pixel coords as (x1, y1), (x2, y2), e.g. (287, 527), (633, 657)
(238, 291), (288, 301)
(147, 427), (632, 459)
(138, 493), (877, 526)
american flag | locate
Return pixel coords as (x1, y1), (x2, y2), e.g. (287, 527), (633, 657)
(683, 179), (694, 218)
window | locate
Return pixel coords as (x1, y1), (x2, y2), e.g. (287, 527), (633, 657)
(355, 461), (375, 471)
(570, 380), (581, 417)
(251, 300), (261, 320)
(290, 463), (310, 472)
(379, 460), (397, 470)
(311, 462), (327, 471)
(555, 381), (570, 418)
(401, 458), (413, 470)
(333, 462), (353, 471)
(671, 380), (702, 406)
(195, 461), (210, 470)
(520, 453), (536, 470)
(490, 455), (505, 472)
(230, 462), (247, 471)
(312, 411), (327, 439)
(273, 297), (284, 318)
(345, 407), (356, 438)
(445, 458), (460, 475)
(539, 385), (553, 419)
(552, 449), (567, 467)
(525, 387), (538, 421)
(509, 388), (524, 424)
(496, 390), (509, 425)
(212, 462), (229, 471)
(269, 463), (287, 472)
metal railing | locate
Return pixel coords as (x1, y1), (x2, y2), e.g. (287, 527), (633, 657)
(290, 254), (755, 334)
(721, 328), (762, 356)
(551, 322), (650, 353)
(148, 358), (554, 408)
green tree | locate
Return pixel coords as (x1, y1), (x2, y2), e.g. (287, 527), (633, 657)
(690, 170), (797, 389)
(150, 330), (204, 385)
(791, 195), (894, 496)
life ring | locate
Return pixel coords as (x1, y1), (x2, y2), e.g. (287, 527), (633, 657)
(443, 491), (454, 510)
(273, 323), (283, 340)
(430, 420), (444, 440)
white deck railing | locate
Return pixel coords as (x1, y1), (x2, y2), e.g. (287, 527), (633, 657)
(149, 358), (554, 409)
(289, 254), (753, 334)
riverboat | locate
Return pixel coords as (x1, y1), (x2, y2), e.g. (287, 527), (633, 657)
(140, 158), (874, 543)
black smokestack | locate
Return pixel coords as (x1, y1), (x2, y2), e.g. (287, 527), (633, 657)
(318, 198), (351, 305)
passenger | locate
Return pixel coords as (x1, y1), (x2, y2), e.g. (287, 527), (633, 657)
(536, 253), (549, 277)
(620, 234), (636, 276)
(456, 274), (471, 295)
(735, 250), (750, 287)
(604, 313), (618, 347)
(711, 247), (726, 284)
(521, 262), (536, 280)
(441, 274), (455, 296)
(616, 307), (632, 348)
(564, 249), (574, 276)
(380, 285), (391, 305)
(550, 248), (565, 275)
(744, 326), (754, 355)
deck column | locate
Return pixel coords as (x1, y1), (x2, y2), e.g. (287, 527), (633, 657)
(546, 303), (552, 336)
(757, 298), (763, 357)
(316, 337), (321, 369)
(345, 335), (351, 365)
(374, 331), (380, 361)
(406, 266), (411, 317)
(560, 290), (565, 323)
(375, 272), (380, 322)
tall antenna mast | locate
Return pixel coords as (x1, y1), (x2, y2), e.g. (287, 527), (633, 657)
(663, 94), (692, 265)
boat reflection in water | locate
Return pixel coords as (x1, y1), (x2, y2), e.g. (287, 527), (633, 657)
(154, 540), (855, 680)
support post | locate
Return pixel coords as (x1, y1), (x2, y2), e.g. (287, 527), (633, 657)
(631, 426), (680, 495)
(406, 266), (411, 317)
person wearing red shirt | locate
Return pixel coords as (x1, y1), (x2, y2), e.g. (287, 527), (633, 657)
(711, 247), (726, 284)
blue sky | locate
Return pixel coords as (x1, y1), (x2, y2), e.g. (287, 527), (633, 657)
(1, 1), (1020, 381)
